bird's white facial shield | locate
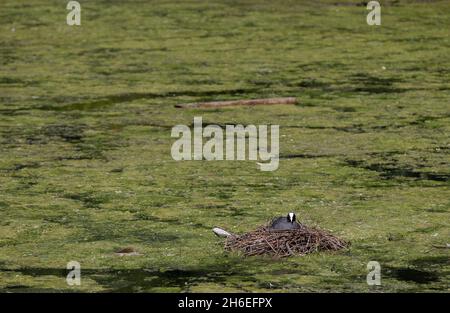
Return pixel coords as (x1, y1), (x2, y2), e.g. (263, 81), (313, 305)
(288, 213), (295, 223)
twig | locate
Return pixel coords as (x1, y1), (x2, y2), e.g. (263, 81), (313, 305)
(175, 97), (297, 109)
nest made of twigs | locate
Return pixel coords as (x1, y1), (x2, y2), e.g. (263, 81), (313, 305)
(224, 223), (348, 258)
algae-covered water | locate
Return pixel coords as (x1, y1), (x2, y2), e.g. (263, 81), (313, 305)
(0, 0), (449, 292)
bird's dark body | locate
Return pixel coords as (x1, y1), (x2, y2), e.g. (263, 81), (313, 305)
(270, 216), (301, 230)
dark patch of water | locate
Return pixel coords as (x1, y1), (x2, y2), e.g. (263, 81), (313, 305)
(280, 154), (331, 159)
(11, 162), (40, 171)
(283, 124), (366, 133)
(43, 124), (86, 143)
(0, 77), (26, 85)
(0, 108), (29, 116)
(0, 265), (253, 292)
(55, 155), (96, 161)
(409, 256), (449, 268)
(38, 88), (261, 111)
(332, 106), (357, 112)
(63, 192), (104, 209)
(345, 159), (450, 182)
(386, 267), (440, 284)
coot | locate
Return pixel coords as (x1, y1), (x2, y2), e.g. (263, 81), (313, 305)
(270, 212), (301, 230)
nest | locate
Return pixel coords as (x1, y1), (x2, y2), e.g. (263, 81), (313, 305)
(224, 223), (348, 258)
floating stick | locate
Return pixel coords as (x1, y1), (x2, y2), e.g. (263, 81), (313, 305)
(175, 97), (297, 108)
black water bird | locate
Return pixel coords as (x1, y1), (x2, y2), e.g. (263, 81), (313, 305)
(270, 213), (301, 230)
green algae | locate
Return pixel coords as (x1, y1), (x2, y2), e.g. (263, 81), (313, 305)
(0, 0), (449, 292)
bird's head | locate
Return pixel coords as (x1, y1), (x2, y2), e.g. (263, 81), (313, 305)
(287, 212), (296, 223)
